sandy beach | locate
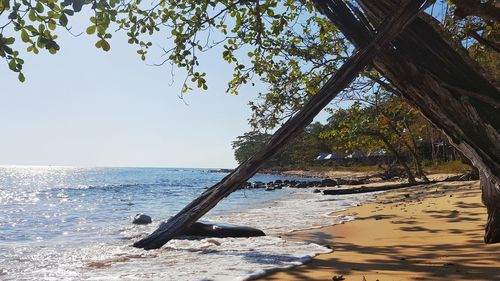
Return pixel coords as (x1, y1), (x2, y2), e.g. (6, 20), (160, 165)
(281, 169), (381, 179)
(260, 179), (500, 281)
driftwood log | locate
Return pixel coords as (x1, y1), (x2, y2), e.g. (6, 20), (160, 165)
(315, 0), (499, 243)
(133, 0), (429, 250)
(322, 181), (436, 195)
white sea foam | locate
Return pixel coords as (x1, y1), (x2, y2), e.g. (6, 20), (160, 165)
(1, 237), (330, 281)
(207, 189), (375, 235)
(0, 189), (378, 281)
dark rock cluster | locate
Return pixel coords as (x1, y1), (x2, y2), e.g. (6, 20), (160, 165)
(238, 178), (342, 190)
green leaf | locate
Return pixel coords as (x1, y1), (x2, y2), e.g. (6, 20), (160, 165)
(8, 59), (16, 71)
(28, 9), (37, 21)
(0, 0), (10, 12)
(59, 14), (68, 26)
(21, 30), (30, 42)
(4, 37), (15, 45)
(18, 72), (25, 82)
(61, 0), (73, 7)
(86, 25), (96, 35)
(35, 2), (44, 13)
(63, 9), (74, 16)
(101, 40), (110, 51)
(72, 0), (83, 12)
(48, 21), (56, 31)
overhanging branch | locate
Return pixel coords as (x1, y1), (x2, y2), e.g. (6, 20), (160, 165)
(133, 0), (429, 250)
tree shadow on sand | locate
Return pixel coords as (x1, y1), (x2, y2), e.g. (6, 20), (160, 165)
(263, 233), (500, 281)
(264, 181), (499, 281)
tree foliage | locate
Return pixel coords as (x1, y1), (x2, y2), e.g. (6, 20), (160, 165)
(1, 1), (496, 180)
(321, 93), (428, 181)
(1, 1), (496, 129)
(0, 0), (348, 107)
(442, 1), (499, 80)
(232, 122), (330, 168)
(232, 92), (461, 181)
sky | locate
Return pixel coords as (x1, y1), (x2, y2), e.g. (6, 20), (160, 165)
(0, 9), (332, 169)
(0, 3), (447, 169)
(0, 13), (259, 168)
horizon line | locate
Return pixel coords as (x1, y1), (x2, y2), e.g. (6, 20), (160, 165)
(0, 164), (234, 170)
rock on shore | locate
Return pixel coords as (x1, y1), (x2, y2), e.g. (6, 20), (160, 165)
(133, 214), (152, 225)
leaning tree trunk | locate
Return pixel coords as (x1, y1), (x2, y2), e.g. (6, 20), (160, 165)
(316, 0), (500, 242)
(133, 0), (429, 250)
(482, 170), (500, 242)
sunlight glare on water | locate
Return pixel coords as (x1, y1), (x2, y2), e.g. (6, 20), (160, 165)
(0, 166), (375, 280)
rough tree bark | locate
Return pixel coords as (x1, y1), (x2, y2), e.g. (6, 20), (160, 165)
(133, 0), (429, 250)
(316, 0), (500, 243)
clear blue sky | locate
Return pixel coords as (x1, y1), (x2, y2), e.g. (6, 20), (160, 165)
(0, 15), (259, 168)
(0, 11), (332, 169)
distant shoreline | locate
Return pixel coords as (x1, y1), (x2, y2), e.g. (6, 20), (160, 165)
(208, 167), (379, 179)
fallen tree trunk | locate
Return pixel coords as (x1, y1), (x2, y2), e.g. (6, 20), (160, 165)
(317, 0), (499, 242)
(133, 0), (429, 250)
(322, 181), (436, 195)
(444, 169), (480, 181)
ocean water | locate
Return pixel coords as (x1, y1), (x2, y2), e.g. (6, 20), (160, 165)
(0, 166), (376, 280)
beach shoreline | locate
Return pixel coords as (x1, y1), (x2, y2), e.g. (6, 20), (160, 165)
(0, 167), (380, 281)
(3, 167), (498, 281)
(259, 179), (500, 281)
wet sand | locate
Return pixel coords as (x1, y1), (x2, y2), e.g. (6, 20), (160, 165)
(260, 180), (500, 281)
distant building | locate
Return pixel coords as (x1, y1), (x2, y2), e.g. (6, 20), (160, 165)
(315, 149), (391, 164)
(345, 151), (365, 159)
(367, 149), (387, 157)
(315, 152), (342, 161)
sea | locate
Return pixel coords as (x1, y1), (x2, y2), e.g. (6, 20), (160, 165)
(0, 166), (377, 280)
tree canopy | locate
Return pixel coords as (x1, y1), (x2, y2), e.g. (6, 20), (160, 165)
(0, 0), (344, 105)
(232, 92), (465, 183)
(1, 1), (496, 129)
(232, 122), (330, 168)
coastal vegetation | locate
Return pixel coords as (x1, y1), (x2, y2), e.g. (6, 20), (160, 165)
(233, 94), (468, 183)
(1, 0), (498, 249)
